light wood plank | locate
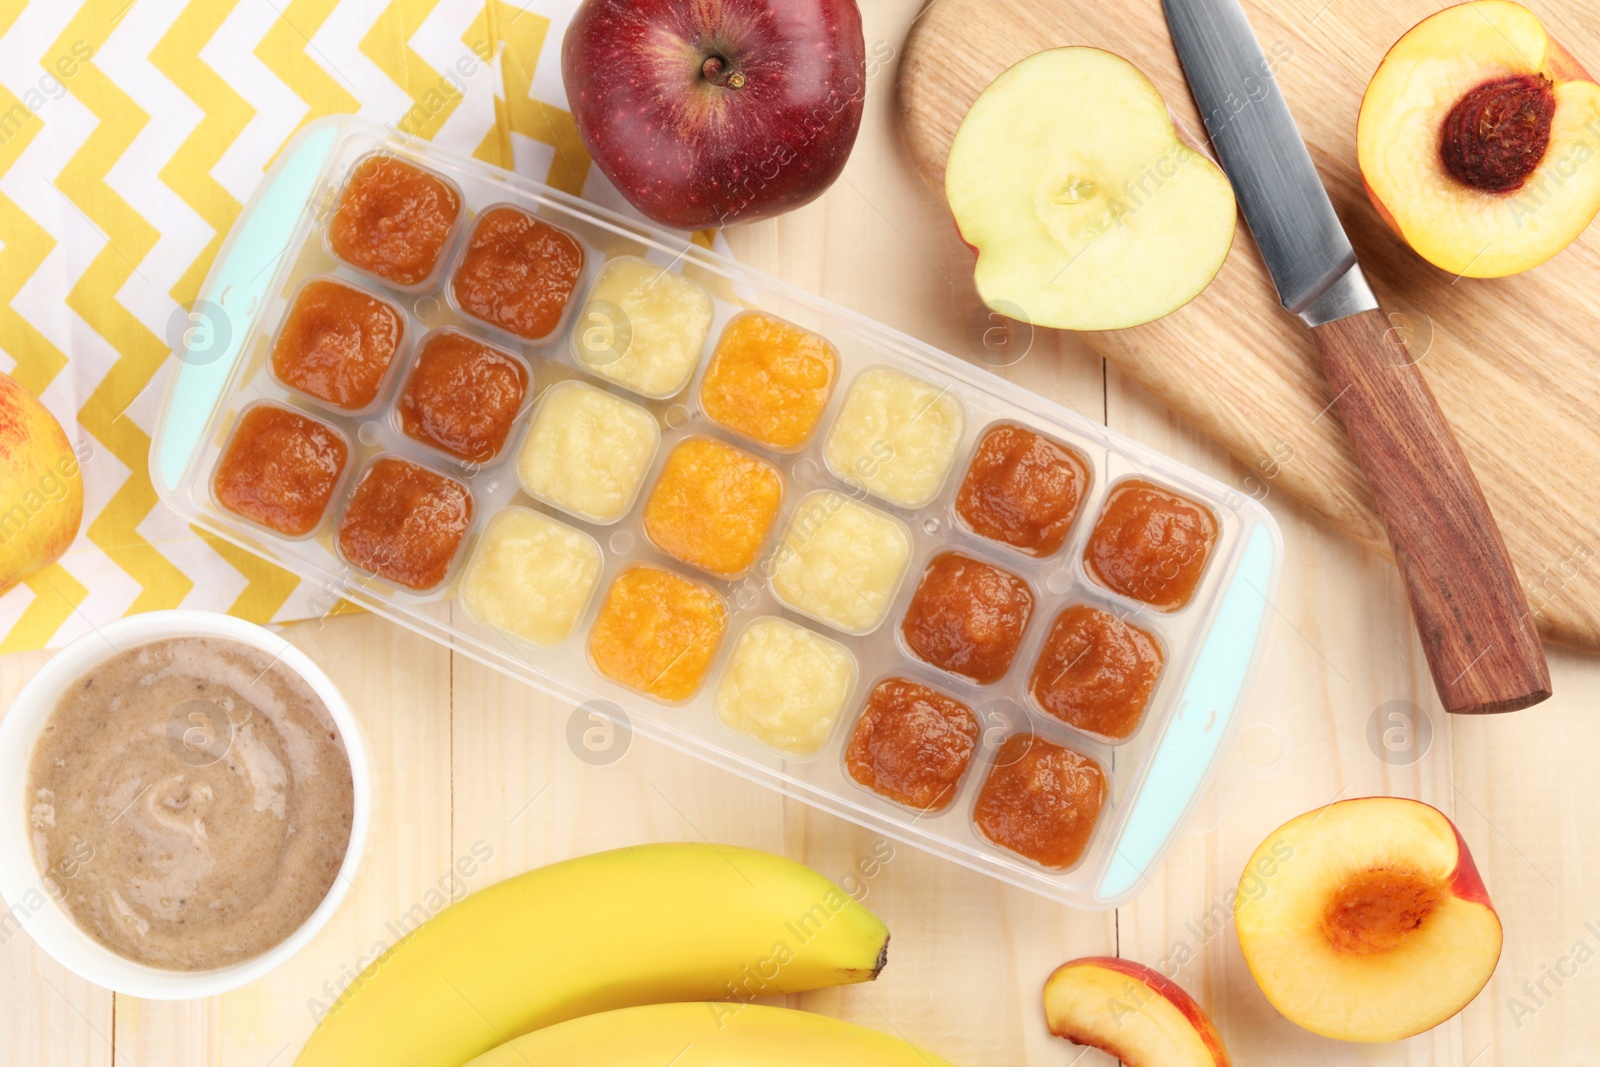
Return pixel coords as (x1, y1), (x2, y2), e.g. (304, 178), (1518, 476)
(5, 3), (1600, 1064)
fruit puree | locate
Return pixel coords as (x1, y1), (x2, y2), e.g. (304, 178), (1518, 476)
(714, 618), (856, 756)
(26, 637), (353, 970)
(974, 735), (1106, 870)
(460, 508), (602, 646)
(1086, 480), (1217, 611)
(213, 404), (348, 537)
(901, 552), (1034, 685)
(336, 457), (473, 591)
(824, 367), (966, 508)
(517, 380), (659, 524)
(770, 490), (911, 635)
(955, 424), (1089, 556)
(572, 256), (714, 399)
(699, 312), (838, 450)
(271, 278), (405, 412)
(398, 330), (529, 462)
(845, 677), (978, 812)
(453, 206), (584, 341)
(644, 438), (782, 578)
(588, 565), (727, 701)
(328, 155), (460, 286)
(1030, 605), (1162, 741)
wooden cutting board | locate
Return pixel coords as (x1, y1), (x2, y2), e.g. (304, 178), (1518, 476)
(899, 0), (1600, 652)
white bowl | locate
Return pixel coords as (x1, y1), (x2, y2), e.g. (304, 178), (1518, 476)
(0, 610), (370, 999)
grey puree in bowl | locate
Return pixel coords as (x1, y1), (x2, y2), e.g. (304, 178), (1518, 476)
(26, 637), (354, 971)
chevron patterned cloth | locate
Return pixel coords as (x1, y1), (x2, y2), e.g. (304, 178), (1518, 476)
(0, 0), (713, 651)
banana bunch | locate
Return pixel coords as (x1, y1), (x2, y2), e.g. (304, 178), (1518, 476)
(464, 1002), (958, 1067)
(294, 842), (890, 1067)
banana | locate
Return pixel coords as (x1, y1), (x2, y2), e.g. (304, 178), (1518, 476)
(294, 843), (889, 1067)
(464, 1002), (958, 1067)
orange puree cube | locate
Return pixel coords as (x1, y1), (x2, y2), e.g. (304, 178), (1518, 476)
(588, 565), (728, 702)
(643, 437), (782, 579)
(699, 312), (839, 451)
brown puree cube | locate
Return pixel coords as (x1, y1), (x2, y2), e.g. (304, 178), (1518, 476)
(213, 404), (348, 537)
(845, 677), (978, 813)
(1030, 605), (1163, 742)
(328, 155), (461, 286)
(397, 331), (529, 462)
(336, 457), (472, 591)
(271, 279), (405, 412)
(1085, 479), (1218, 611)
(956, 424), (1090, 557)
(901, 552), (1034, 685)
(974, 735), (1106, 870)
(452, 206), (585, 341)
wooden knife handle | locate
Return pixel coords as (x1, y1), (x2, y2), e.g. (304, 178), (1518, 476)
(1310, 308), (1549, 714)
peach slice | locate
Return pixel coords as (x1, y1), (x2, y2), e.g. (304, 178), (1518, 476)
(1358, 0), (1600, 277)
(1233, 796), (1502, 1043)
(1043, 957), (1231, 1065)
(945, 47), (1237, 330)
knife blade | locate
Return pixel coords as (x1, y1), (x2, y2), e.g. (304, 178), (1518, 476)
(1162, 0), (1550, 713)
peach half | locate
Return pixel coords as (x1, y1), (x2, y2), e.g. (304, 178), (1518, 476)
(1358, 0), (1600, 277)
(1043, 957), (1231, 1066)
(1233, 796), (1502, 1043)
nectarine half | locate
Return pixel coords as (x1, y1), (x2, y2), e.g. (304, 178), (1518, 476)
(1233, 796), (1502, 1043)
(1358, 0), (1600, 277)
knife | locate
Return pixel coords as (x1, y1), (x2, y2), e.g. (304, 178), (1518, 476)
(1161, 0), (1549, 713)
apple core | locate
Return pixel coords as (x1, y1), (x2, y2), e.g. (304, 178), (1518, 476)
(1439, 73), (1556, 193)
(1036, 171), (1116, 252)
(1321, 867), (1445, 955)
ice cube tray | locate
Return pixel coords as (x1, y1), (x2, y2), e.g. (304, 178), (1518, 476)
(152, 116), (1282, 908)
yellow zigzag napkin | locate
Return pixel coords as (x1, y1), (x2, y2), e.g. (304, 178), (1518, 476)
(0, 0), (712, 651)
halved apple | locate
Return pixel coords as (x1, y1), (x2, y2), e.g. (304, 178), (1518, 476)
(1358, 0), (1600, 277)
(945, 47), (1237, 331)
(1043, 957), (1231, 1066)
(1234, 796), (1502, 1043)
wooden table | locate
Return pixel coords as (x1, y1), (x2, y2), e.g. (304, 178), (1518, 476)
(4, 2), (1597, 1062)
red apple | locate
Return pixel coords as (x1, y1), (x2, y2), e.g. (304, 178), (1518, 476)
(562, 0), (867, 230)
